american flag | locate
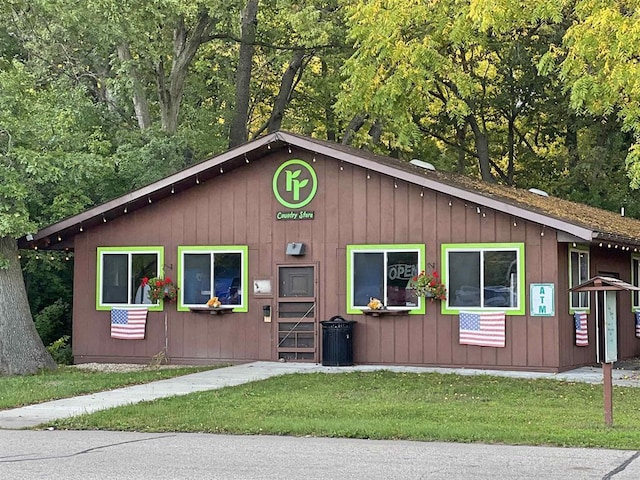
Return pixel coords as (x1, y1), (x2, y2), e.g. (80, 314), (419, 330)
(459, 311), (505, 347)
(574, 311), (588, 346)
(110, 308), (148, 340)
(635, 311), (640, 339)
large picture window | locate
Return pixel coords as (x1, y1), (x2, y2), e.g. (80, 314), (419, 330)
(569, 246), (590, 312)
(442, 243), (525, 315)
(96, 247), (164, 311)
(178, 246), (249, 312)
(346, 244), (426, 314)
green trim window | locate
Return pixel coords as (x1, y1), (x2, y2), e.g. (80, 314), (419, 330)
(631, 254), (640, 310)
(569, 246), (590, 312)
(177, 246), (249, 312)
(96, 246), (164, 311)
(441, 243), (525, 315)
(346, 244), (426, 315)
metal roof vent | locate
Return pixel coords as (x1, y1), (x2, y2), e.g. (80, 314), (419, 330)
(410, 159), (436, 171)
(528, 188), (549, 197)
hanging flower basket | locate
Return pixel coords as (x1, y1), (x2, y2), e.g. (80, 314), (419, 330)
(410, 270), (447, 301)
(142, 277), (179, 303)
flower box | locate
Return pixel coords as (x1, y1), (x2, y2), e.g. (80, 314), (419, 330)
(360, 308), (412, 317)
(188, 306), (235, 315)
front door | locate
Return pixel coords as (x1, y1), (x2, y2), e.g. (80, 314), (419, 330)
(276, 264), (317, 361)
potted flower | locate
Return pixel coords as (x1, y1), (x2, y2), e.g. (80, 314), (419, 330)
(410, 270), (447, 301)
(143, 276), (179, 303)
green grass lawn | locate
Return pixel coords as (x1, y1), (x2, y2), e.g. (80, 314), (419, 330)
(49, 370), (640, 449)
(0, 366), (213, 409)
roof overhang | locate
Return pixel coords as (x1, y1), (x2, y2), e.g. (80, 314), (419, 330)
(570, 276), (640, 292)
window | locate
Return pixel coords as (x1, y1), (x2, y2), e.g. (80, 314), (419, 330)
(569, 246), (590, 312)
(96, 247), (164, 311)
(442, 243), (525, 315)
(178, 246), (249, 312)
(632, 255), (640, 310)
(346, 244), (426, 314)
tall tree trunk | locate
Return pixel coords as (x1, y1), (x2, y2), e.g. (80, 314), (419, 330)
(341, 113), (368, 145)
(157, 11), (211, 134)
(507, 114), (515, 185)
(0, 237), (56, 375)
(229, 0), (259, 148)
(455, 123), (467, 174)
(266, 50), (305, 134)
(565, 112), (580, 169)
(117, 43), (152, 130)
(467, 115), (494, 182)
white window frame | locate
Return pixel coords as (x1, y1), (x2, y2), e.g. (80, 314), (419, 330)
(441, 243), (525, 315)
(631, 254), (640, 311)
(177, 246), (249, 312)
(346, 244), (426, 315)
(569, 246), (590, 313)
(96, 246), (164, 311)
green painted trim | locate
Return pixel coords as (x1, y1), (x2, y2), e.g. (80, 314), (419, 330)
(440, 243), (526, 316)
(96, 246), (164, 312)
(568, 245), (590, 314)
(346, 244), (426, 315)
(272, 159), (318, 209)
(177, 245), (249, 312)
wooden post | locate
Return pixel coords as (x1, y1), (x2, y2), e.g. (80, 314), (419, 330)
(603, 362), (613, 426)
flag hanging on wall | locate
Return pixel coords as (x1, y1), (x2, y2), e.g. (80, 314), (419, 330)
(110, 308), (148, 340)
(635, 311), (640, 339)
(459, 311), (506, 347)
(574, 311), (588, 346)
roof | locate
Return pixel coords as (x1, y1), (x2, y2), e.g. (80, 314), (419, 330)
(19, 130), (640, 250)
(569, 276), (640, 292)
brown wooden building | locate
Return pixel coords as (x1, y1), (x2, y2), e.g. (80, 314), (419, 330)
(21, 131), (640, 372)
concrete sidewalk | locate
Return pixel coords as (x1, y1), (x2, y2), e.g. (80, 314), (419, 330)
(1, 361), (638, 430)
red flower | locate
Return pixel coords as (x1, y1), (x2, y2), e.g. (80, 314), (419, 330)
(141, 277), (149, 286)
(412, 276), (418, 282)
(155, 280), (163, 287)
(164, 277), (172, 284)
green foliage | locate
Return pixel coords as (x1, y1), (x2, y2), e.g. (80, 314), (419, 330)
(46, 335), (73, 365)
(34, 301), (71, 347)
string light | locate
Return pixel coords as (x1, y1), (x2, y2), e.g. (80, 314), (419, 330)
(196, 175), (200, 184)
(367, 172), (371, 179)
(288, 146), (292, 154)
(124, 206), (128, 213)
(245, 154), (250, 164)
(267, 143), (271, 150)
(513, 220), (517, 227)
(79, 225), (83, 232)
(103, 216), (107, 223)
(171, 186), (175, 194)
(57, 235), (62, 242)
(448, 200), (452, 207)
(220, 167), (224, 173)
(476, 207), (481, 214)
(312, 155), (316, 162)
(394, 181), (398, 188)
(420, 189), (424, 197)
(148, 197), (152, 204)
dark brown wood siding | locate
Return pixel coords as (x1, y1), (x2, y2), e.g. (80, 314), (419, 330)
(71, 148), (640, 371)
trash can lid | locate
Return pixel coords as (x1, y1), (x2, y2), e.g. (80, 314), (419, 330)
(321, 315), (356, 325)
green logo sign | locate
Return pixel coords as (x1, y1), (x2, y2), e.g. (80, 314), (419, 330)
(272, 159), (317, 208)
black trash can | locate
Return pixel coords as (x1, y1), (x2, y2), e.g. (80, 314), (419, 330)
(320, 316), (356, 366)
